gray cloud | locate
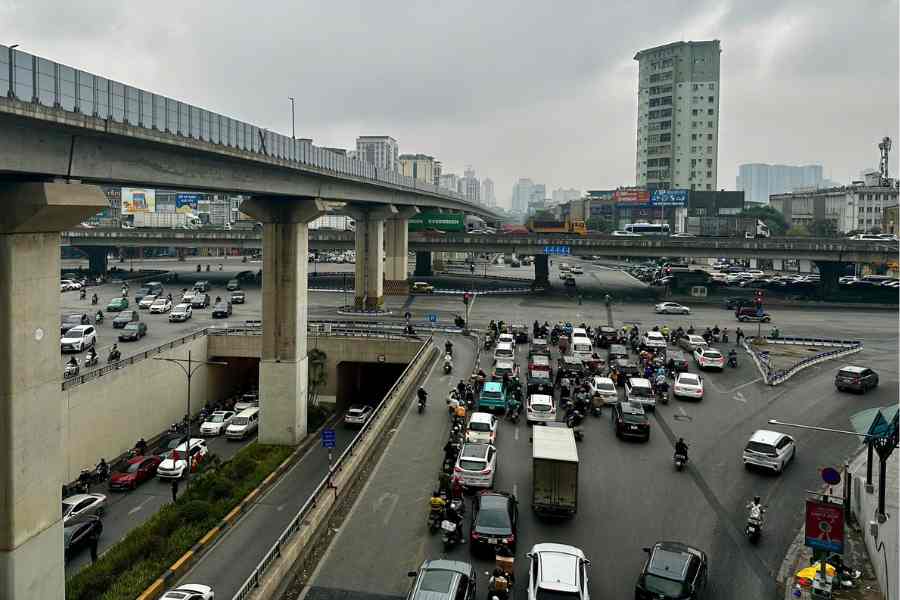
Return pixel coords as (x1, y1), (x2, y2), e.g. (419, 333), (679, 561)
(2, 0), (896, 206)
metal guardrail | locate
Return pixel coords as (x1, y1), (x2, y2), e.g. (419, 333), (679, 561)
(231, 336), (434, 600)
(0, 44), (478, 207)
(742, 336), (863, 386)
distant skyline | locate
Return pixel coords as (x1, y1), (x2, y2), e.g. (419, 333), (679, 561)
(2, 0), (896, 209)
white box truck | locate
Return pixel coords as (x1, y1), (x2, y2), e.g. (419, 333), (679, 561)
(132, 212), (201, 229)
(532, 423), (579, 517)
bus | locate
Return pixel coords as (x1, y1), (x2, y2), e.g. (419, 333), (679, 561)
(623, 222), (670, 236)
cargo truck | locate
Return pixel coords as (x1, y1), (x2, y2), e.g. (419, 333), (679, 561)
(531, 423), (579, 517)
(132, 212), (201, 229)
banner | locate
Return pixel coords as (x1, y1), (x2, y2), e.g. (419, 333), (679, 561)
(614, 189), (650, 206)
(176, 192), (202, 214)
(804, 500), (844, 553)
(651, 189), (688, 207)
(120, 188), (155, 215)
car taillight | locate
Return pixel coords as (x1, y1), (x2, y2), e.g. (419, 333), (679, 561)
(481, 468), (492, 475)
(471, 531), (481, 539)
(454, 466), (463, 473)
(504, 534), (515, 544)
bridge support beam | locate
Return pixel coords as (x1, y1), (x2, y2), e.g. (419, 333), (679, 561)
(814, 261), (844, 300)
(0, 182), (106, 600)
(533, 254), (550, 288)
(414, 251), (433, 277)
(350, 205), (397, 310)
(239, 196), (333, 445)
(384, 208), (419, 292)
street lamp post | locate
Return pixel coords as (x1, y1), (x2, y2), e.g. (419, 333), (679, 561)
(7, 44), (18, 99)
(154, 350), (226, 490)
(288, 97), (296, 139)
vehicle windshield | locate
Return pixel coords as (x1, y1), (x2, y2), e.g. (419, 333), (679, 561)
(64, 315), (83, 323)
(62, 502), (73, 517)
(126, 462), (142, 473)
(596, 381), (615, 392)
(124, 323), (139, 330)
(482, 391), (501, 400)
(476, 499), (511, 530)
(531, 400), (552, 411)
(746, 441), (777, 456)
(642, 574), (685, 596)
(469, 421), (491, 432)
(679, 375), (699, 385)
(459, 458), (486, 471)
(704, 351), (722, 359)
(211, 414), (226, 423)
(629, 385), (652, 397)
(418, 570), (454, 594)
(535, 589), (581, 600)
(232, 417), (249, 426)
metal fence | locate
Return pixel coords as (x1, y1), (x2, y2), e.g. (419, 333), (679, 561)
(742, 336), (863, 386)
(0, 44), (468, 204)
(231, 336), (434, 600)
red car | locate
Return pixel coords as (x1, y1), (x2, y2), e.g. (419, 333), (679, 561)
(108, 455), (162, 491)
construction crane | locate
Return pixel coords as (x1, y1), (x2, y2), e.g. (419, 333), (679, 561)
(878, 136), (892, 185)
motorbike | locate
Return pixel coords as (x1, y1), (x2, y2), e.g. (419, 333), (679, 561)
(745, 503), (766, 544)
(508, 402), (521, 424)
(483, 335), (494, 350)
(91, 462), (110, 484)
(107, 349), (121, 363)
(673, 452), (688, 471)
(428, 507), (444, 533)
(91, 294), (98, 305)
(418, 397), (426, 414)
(84, 353), (99, 368)
(727, 354), (738, 368)
(95, 311), (104, 324)
(64, 361), (80, 379)
(443, 357), (453, 374)
(565, 408), (585, 429)
(658, 387), (669, 405)
(197, 264), (202, 272)
(441, 518), (462, 550)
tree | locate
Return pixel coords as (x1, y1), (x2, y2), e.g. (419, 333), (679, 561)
(738, 206), (788, 236)
(786, 224), (810, 237)
(307, 348), (328, 407)
(808, 218), (838, 237)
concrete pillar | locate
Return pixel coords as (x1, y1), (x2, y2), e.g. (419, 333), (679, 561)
(81, 246), (109, 275)
(239, 197), (335, 445)
(534, 254), (550, 287)
(384, 207), (418, 283)
(814, 261), (844, 300)
(414, 251), (433, 277)
(0, 182), (106, 600)
(350, 205), (397, 310)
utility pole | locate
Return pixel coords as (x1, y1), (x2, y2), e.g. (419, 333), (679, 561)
(289, 97), (296, 139)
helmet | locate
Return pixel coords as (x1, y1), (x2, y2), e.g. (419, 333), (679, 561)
(753, 495), (761, 504)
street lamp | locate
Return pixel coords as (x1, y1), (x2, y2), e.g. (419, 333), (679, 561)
(7, 44), (19, 99)
(288, 97), (296, 139)
(154, 350), (227, 490)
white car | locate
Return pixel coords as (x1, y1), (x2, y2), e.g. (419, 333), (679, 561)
(673, 373), (704, 400)
(678, 334), (709, 353)
(611, 230), (641, 237)
(670, 232), (696, 238)
(641, 331), (667, 350)
(497, 333), (515, 346)
(169, 303), (193, 322)
(588, 376), (618, 405)
(199, 411), (235, 436)
(149, 298), (173, 314)
(181, 290), (197, 303)
(453, 443), (496, 488)
(60, 325), (97, 353)
(743, 429), (796, 473)
(655, 302), (691, 315)
(526, 393), (555, 424)
(694, 347), (725, 370)
(157, 438), (208, 479)
(559, 263), (571, 272)
(526, 543), (591, 600)
(624, 377), (655, 410)
(569, 266), (584, 275)
(62, 493), (107, 525)
(343, 404), (374, 427)
(60, 279), (82, 291)
(465, 412), (498, 444)
(138, 295), (158, 310)
(160, 584), (214, 600)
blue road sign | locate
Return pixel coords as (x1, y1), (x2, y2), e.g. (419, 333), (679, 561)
(427, 313), (438, 322)
(321, 428), (336, 449)
(821, 467), (842, 486)
(543, 245), (571, 256)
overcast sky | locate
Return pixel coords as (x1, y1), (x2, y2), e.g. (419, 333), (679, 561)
(3, 0), (897, 208)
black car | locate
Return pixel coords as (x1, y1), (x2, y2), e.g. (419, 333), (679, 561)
(611, 358), (640, 380)
(190, 293), (210, 309)
(608, 344), (628, 362)
(118, 321), (147, 342)
(230, 290), (246, 304)
(212, 301), (233, 318)
(666, 350), (690, 373)
(835, 366), (879, 393)
(512, 325), (529, 344)
(226, 279), (241, 291)
(64, 515), (102, 561)
(61, 313), (91, 335)
(236, 270), (257, 282)
(134, 287), (152, 303)
(612, 401), (650, 441)
(635, 541), (708, 599)
(112, 310), (140, 329)
(595, 326), (617, 348)
(470, 491), (518, 554)
(155, 433), (186, 458)
(193, 280), (211, 292)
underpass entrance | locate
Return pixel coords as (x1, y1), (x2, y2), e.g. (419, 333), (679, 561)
(335, 361), (407, 413)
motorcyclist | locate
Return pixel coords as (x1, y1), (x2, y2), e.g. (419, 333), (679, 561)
(135, 437), (148, 455)
(417, 387), (428, 408)
(95, 458), (109, 479)
(67, 356), (79, 369)
(77, 468), (92, 490)
(445, 505), (463, 543)
(728, 348), (738, 367)
(660, 324), (671, 340)
(91, 292), (98, 305)
(80, 288), (86, 300)
(86, 346), (98, 363)
(444, 339), (453, 356)
(95, 309), (104, 323)
(675, 438), (689, 461)
(443, 353), (453, 370)
(108, 343), (121, 361)
(429, 490), (447, 514)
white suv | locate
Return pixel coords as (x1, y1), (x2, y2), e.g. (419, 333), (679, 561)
(743, 430), (795, 474)
(157, 438), (208, 479)
(526, 543), (590, 600)
(625, 377), (655, 410)
(453, 443), (497, 488)
(60, 325), (97, 353)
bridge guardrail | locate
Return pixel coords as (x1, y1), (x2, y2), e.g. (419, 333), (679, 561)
(742, 336), (863, 386)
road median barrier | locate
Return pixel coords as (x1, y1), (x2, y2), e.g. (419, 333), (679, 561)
(743, 336), (863, 386)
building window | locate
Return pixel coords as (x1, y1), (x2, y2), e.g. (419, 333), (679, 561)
(706, 159), (713, 167)
(692, 109), (698, 116)
(707, 133), (713, 140)
(691, 134), (697, 140)
(708, 96), (714, 103)
(708, 83), (715, 90)
(706, 184), (712, 190)
(691, 159), (697, 166)
(707, 109), (714, 115)
(706, 171), (712, 177)
(707, 121), (714, 127)
(707, 146), (713, 153)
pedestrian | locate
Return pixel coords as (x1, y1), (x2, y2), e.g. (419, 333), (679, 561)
(89, 534), (99, 563)
(171, 478), (179, 503)
(735, 327), (744, 346)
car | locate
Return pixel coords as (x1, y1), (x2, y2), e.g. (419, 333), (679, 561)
(453, 443), (497, 489)
(138, 295), (158, 310)
(226, 279), (241, 291)
(611, 357), (640, 381)
(526, 393), (555, 425)
(559, 272), (571, 280)
(742, 429), (796, 473)
(670, 232), (696, 238)
(531, 338), (550, 354)
(159, 583), (215, 600)
(62, 493), (107, 525)
(608, 344), (628, 361)
(406, 560), (477, 600)
(569, 266), (584, 275)
(673, 372), (704, 400)
(493, 342), (515, 363)
(236, 269), (257, 282)
(410, 281), (434, 294)
(64, 516), (102, 561)
(60, 325), (97, 353)
(835, 365), (879, 393)
(624, 377), (655, 410)
(655, 302), (691, 315)
(588, 376), (618, 405)
(118, 321), (148, 342)
(665, 349), (690, 373)
(157, 438), (209, 479)
(492, 359), (518, 380)
(193, 280), (211, 292)
(343, 404), (374, 427)
(641, 331), (667, 350)
(497, 333), (515, 346)
(200, 410), (236, 436)
(677, 335), (708, 353)
(528, 354), (552, 376)
(149, 298), (173, 314)
(230, 290), (246, 304)
(635, 541), (708, 599)
(594, 326), (617, 348)
(154, 433), (187, 459)
(169, 303), (193, 322)
(465, 412), (498, 444)
(234, 392), (260, 412)
(60, 279), (83, 291)
(694, 347), (725, 370)
(190, 293), (211, 308)
(559, 263), (570, 272)
(736, 307), (771, 322)
(564, 277), (577, 288)
(108, 455), (163, 491)
(611, 230), (641, 237)
(61, 313), (91, 335)
(526, 543), (591, 600)
(211, 301), (233, 318)
(478, 381), (507, 413)
(181, 289), (197, 303)
(511, 324), (530, 344)
(106, 297), (129, 312)
(470, 491), (518, 553)
(112, 310), (140, 329)
(612, 401), (650, 440)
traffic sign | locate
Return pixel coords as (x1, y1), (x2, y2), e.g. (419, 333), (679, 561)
(543, 245), (571, 256)
(321, 428), (336, 449)
(759, 351), (770, 363)
(805, 499), (845, 553)
(821, 467), (842, 486)
(427, 313), (438, 323)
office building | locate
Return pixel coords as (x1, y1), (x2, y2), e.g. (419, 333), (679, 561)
(736, 163), (824, 204)
(511, 178), (534, 214)
(552, 188), (581, 205)
(356, 136), (399, 172)
(461, 167), (480, 204)
(399, 153), (435, 184)
(481, 178), (496, 208)
(770, 183), (899, 234)
(440, 173), (462, 194)
(634, 40), (721, 192)
(433, 161), (443, 187)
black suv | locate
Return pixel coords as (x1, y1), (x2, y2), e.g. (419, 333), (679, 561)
(835, 366), (879, 393)
(666, 350), (690, 373)
(406, 560), (476, 600)
(635, 541), (708, 599)
(112, 310), (140, 329)
(612, 401), (650, 441)
(608, 344), (628, 362)
(470, 491), (518, 554)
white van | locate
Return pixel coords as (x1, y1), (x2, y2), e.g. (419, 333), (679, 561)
(571, 327), (589, 342)
(493, 342), (515, 362)
(571, 340), (594, 362)
(225, 407), (260, 440)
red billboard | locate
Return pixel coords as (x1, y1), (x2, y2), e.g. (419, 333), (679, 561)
(614, 189), (651, 206)
(804, 500), (844, 553)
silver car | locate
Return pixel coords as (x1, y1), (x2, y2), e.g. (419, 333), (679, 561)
(62, 493), (107, 526)
(527, 543), (590, 600)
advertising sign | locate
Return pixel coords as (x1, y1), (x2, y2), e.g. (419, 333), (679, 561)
(614, 189), (651, 206)
(651, 189), (688, 207)
(176, 192), (202, 214)
(804, 500), (845, 553)
(121, 188), (155, 215)
(408, 212), (466, 232)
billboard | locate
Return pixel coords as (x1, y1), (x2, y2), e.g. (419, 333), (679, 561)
(804, 500), (844, 553)
(176, 192), (202, 214)
(651, 189), (688, 207)
(408, 212), (466, 232)
(121, 188), (155, 215)
(614, 189), (650, 206)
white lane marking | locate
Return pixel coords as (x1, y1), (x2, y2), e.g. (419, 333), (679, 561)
(374, 492), (400, 526)
(734, 392), (747, 403)
(513, 483), (518, 498)
(678, 406), (687, 417)
(514, 428), (519, 441)
(127, 497), (153, 515)
(728, 378), (761, 393)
